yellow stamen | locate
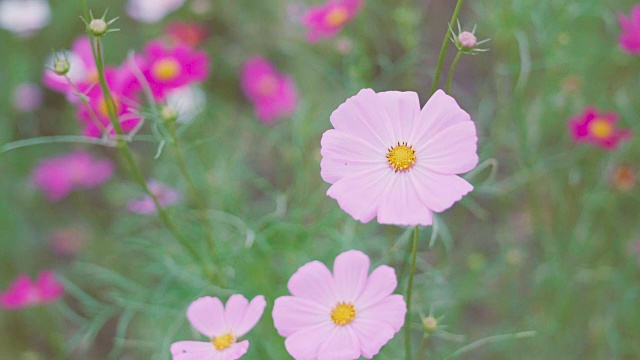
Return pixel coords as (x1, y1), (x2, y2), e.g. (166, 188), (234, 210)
(97, 97), (121, 118)
(386, 142), (417, 172)
(588, 118), (613, 139)
(257, 75), (278, 96)
(211, 333), (235, 351)
(152, 58), (181, 82)
(325, 7), (349, 27)
(331, 303), (356, 326)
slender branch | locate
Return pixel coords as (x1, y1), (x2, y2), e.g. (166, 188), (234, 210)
(445, 51), (463, 94)
(405, 226), (420, 360)
(429, 0), (465, 95)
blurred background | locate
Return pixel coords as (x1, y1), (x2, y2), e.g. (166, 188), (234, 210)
(0, 0), (639, 358)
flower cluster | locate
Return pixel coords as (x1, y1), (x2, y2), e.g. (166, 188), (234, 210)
(0, 271), (64, 310)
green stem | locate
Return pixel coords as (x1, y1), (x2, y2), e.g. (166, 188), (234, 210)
(405, 226), (420, 360)
(429, 0), (465, 95)
(445, 51), (463, 94)
(167, 121), (217, 258)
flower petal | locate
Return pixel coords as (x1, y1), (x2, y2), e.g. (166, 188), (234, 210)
(233, 295), (266, 337)
(187, 296), (226, 338)
(326, 166), (394, 224)
(352, 318), (396, 359)
(355, 265), (398, 309)
(317, 326), (361, 360)
(358, 294), (406, 332)
(332, 250), (370, 302)
(224, 295), (249, 335)
(330, 89), (395, 149)
(416, 121), (478, 175)
(410, 90), (471, 147)
(410, 168), (473, 213)
(273, 296), (330, 337)
(287, 260), (336, 306)
(170, 341), (216, 360)
(219, 340), (249, 360)
(377, 91), (420, 142)
(320, 129), (385, 184)
(376, 173), (434, 226)
(284, 322), (335, 360)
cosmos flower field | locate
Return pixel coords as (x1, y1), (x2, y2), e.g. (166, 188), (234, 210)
(1, 0), (639, 359)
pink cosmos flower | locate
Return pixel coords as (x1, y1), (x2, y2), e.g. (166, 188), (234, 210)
(0, 271), (64, 310)
(32, 151), (114, 202)
(171, 295), (267, 360)
(136, 40), (209, 101)
(303, 0), (363, 42)
(320, 89), (478, 226)
(43, 36), (96, 98)
(50, 227), (89, 257)
(241, 57), (298, 124)
(618, 5), (640, 54)
(569, 107), (631, 150)
(272, 250), (406, 360)
(128, 180), (181, 214)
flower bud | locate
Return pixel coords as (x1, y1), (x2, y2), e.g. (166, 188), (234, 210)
(422, 316), (438, 334)
(161, 105), (178, 123)
(53, 58), (70, 75)
(458, 31), (477, 49)
(89, 18), (108, 36)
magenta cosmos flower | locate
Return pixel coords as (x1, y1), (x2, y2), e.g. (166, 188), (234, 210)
(32, 151), (114, 201)
(569, 107), (631, 150)
(138, 40), (210, 101)
(128, 180), (181, 214)
(273, 250), (406, 360)
(303, 0), (363, 42)
(320, 89), (478, 226)
(0, 271), (64, 310)
(618, 5), (640, 54)
(241, 57), (298, 124)
(171, 295), (266, 360)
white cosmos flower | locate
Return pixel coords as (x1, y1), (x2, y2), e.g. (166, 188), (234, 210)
(0, 0), (51, 36)
(166, 85), (206, 123)
(127, 0), (185, 23)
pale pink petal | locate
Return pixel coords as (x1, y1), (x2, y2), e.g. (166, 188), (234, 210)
(187, 296), (227, 338)
(230, 295), (266, 337)
(287, 260), (337, 306)
(326, 166), (394, 224)
(376, 91), (420, 141)
(410, 167), (473, 213)
(332, 250), (370, 302)
(218, 340), (249, 360)
(317, 326), (361, 360)
(273, 296), (330, 337)
(351, 318), (396, 358)
(224, 295), (249, 333)
(320, 129), (385, 184)
(355, 265), (397, 309)
(170, 341), (216, 360)
(410, 90), (471, 147)
(417, 121), (478, 174)
(329, 88), (395, 149)
(284, 322), (335, 360)
(358, 294), (406, 332)
(376, 173), (434, 226)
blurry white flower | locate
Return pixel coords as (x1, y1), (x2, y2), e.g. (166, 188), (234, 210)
(127, 0), (185, 23)
(0, 0), (51, 36)
(166, 85), (206, 123)
(13, 83), (43, 112)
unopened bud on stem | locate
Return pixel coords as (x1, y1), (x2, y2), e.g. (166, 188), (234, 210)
(53, 58), (70, 75)
(458, 31), (477, 49)
(89, 19), (108, 36)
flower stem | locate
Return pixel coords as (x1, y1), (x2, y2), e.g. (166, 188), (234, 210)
(445, 51), (463, 94)
(167, 121), (217, 258)
(405, 226), (419, 360)
(430, 0), (465, 95)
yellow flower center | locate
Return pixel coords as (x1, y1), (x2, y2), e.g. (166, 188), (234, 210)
(325, 6), (349, 27)
(97, 97), (121, 118)
(257, 75), (278, 96)
(331, 303), (356, 326)
(386, 142), (417, 172)
(588, 118), (613, 139)
(211, 333), (235, 351)
(152, 58), (181, 82)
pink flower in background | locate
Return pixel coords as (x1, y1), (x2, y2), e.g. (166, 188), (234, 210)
(127, 0), (185, 23)
(50, 227), (90, 257)
(128, 180), (181, 214)
(618, 5), (640, 54)
(569, 107), (631, 150)
(165, 22), (209, 48)
(43, 36), (96, 97)
(320, 89), (478, 226)
(171, 295), (266, 360)
(136, 40), (210, 101)
(303, 0), (363, 42)
(241, 57), (298, 124)
(13, 83), (43, 112)
(32, 151), (114, 201)
(0, 0), (50, 36)
(0, 271), (64, 310)
(272, 250), (406, 360)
